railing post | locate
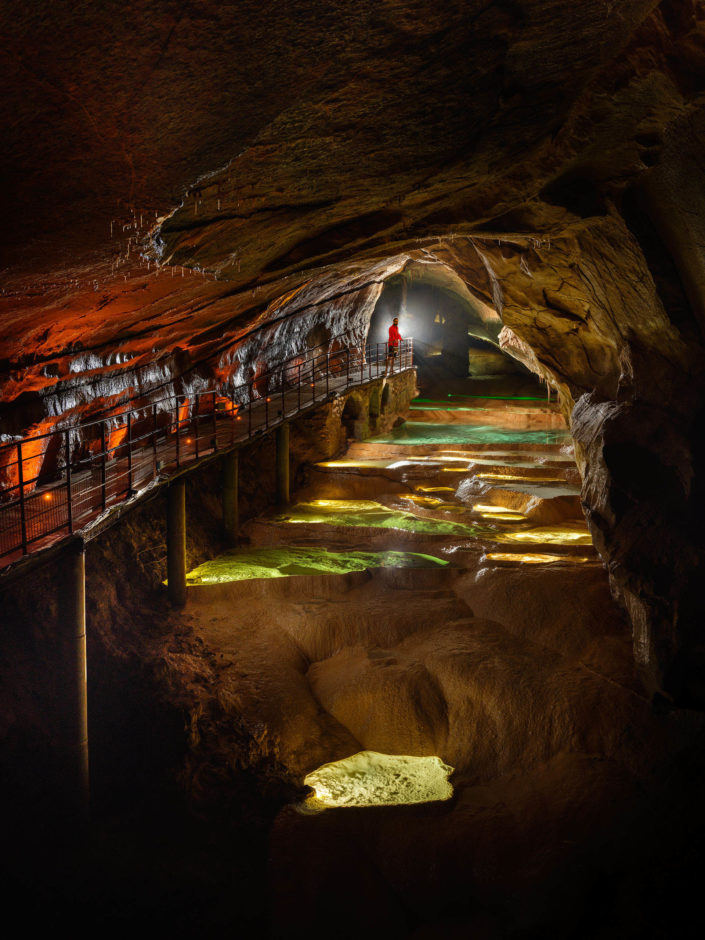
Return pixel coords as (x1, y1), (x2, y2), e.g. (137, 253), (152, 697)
(126, 413), (133, 495)
(346, 346), (350, 382)
(248, 384), (253, 438)
(16, 442), (27, 555)
(195, 398), (200, 458)
(65, 430), (73, 532)
(57, 539), (90, 818)
(152, 404), (158, 476)
(175, 397), (181, 468)
(265, 394), (269, 429)
(360, 346), (364, 383)
(298, 363), (302, 411)
(100, 422), (107, 510)
(281, 372), (286, 420)
(276, 422), (290, 506)
(326, 352), (330, 397)
(222, 450), (239, 544)
(212, 391), (218, 451)
(231, 391), (236, 445)
(311, 359), (316, 402)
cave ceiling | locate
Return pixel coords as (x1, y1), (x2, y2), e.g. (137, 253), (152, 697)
(1, 0), (704, 428)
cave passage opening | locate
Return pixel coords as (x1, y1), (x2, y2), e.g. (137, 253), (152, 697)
(368, 268), (544, 401)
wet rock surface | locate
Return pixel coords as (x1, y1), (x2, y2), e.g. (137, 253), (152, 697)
(178, 396), (703, 936)
(2, 1), (705, 692)
(2, 390), (705, 935)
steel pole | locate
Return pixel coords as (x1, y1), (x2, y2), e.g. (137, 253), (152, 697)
(57, 539), (90, 818)
(167, 478), (187, 608)
(276, 422), (290, 506)
(17, 442), (27, 554)
(222, 450), (239, 544)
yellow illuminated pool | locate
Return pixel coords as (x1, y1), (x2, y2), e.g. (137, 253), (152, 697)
(476, 471), (565, 483)
(485, 552), (592, 564)
(494, 523), (592, 546)
(277, 499), (485, 537)
(303, 751), (454, 810)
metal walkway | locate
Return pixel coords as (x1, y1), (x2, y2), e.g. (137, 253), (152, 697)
(0, 337), (414, 570)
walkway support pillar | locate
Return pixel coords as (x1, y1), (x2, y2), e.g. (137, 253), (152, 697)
(57, 539), (90, 818)
(276, 422), (290, 506)
(222, 450), (239, 543)
(167, 478), (187, 608)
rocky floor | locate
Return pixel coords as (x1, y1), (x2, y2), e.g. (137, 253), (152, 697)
(174, 383), (705, 938)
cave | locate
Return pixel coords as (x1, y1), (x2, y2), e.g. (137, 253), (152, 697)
(2, 2), (705, 937)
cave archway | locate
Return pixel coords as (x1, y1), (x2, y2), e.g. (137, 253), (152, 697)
(368, 263), (535, 394)
(369, 387), (380, 424)
(341, 394), (366, 439)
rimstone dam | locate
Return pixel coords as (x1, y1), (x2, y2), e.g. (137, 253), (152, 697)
(1, 2), (705, 937)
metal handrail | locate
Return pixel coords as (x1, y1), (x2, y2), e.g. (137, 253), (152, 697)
(0, 336), (413, 564)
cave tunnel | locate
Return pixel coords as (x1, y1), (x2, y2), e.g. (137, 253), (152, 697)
(2, 2), (705, 938)
(369, 266), (537, 389)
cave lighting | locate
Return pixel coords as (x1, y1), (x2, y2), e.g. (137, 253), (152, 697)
(480, 511), (526, 521)
(184, 546), (449, 585)
(495, 524), (592, 545)
(11, 433), (51, 495)
(303, 751), (454, 810)
(476, 471), (564, 482)
(316, 459), (392, 469)
(43, 493), (52, 501)
(107, 424), (128, 458)
(280, 500), (476, 536)
(472, 504), (518, 513)
(486, 552), (591, 564)
(415, 486), (455, 493)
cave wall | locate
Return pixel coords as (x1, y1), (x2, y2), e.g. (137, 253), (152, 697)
(2, 1), (705, 696)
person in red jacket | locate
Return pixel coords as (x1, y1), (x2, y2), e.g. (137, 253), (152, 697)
(384, 316), (402, 376)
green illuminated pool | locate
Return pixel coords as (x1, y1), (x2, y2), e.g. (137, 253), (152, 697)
(369, 421), (571, 446)
(186, 546), (449, 584)
(276, 499), (485, 537)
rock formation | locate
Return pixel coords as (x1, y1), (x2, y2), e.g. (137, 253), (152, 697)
(2, 2), (705, 724)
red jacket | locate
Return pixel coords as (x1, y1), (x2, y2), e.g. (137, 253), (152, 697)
(388, 324), (401, 347)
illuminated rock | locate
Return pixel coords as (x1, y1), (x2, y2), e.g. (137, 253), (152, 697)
(303, 751), (454, 809)
(493, 522), (593, 546)
(184, 546), (448, 585)
(274, 499), (482, 537)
